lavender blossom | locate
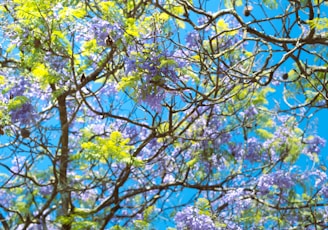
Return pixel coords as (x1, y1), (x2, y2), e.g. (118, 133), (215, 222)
(245, 137), (262, 162)
(174, 206), (218, 230)
(9, 78), (35, 125)
(243, 105), (258, 119)
(305, 135), (326, 154)
(186, 31), (200, 48)
(257, 170), (294, 194)
(321, 186), (328, 198)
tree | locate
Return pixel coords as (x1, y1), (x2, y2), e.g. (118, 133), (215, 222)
(0, 0), (327, 229)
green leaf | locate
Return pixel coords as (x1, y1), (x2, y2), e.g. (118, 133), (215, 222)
(195, 198), (211, 214)
(32, 63), (59, 88)
(117, 75), (140, 90)
(159, 58), (177, 68)
(187, 157), (198, 167)
(126, 18), (139, 37)
(0, 75), (5, 85)
(133, 220), (149, 229)
(307, 17), (328, 30)
(256, 128), (274, 139)
(72, 221), (98, 230)
(82, 39), (98, 56)
(263, 0), (278, 9)
(56, 215), (74, 225)
(252, 87), (275, 105)
(58, 6), (86, 20)
(144, 206), (155, 222)
(110, 226), (127, 230)
(224, 0), (242, 8)
(8, 96), (29, 110)
(80, 131), (141, 166)
(157, 122), (170, 135)
(99, 1), (116, 12)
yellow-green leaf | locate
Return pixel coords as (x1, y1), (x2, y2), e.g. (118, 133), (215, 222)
(99, 1), (116, 12)
(126, 18), (139, 37)
(256, 128), (274, 139)
(8, 96), (29, 110)
(0, 75), (5, 85)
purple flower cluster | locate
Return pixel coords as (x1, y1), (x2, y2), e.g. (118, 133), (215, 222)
(186, 31), (200, 48)
(321, 186), (328, 198)
(9, 78), (35, 125)
(304, 135), (326, 154)
(40, 184), (53, 196)
(89, 17), (111, 46)
(245, 137), (263, 162)
(11, 156), (26, 173)
(219, 16), (243, 49)
(0, 189), (13, 207)
(44, 52), (68, 76)
(197, 15), (212, 31)
(257, 170), (294, 194)
(301, 169), (327, 187)
(243, 105), (258, 119)
(10, 103), (34, 125)
(220, 188), (247, 205)
(88, 17), (123, 46)
(124, 48), (187, 112)
(174, 206), (217, 230)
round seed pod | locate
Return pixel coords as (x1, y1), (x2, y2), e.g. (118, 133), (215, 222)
(243, 5), (253, 17)
(282, 73), (288, 80)
(21, 128), (30, 138)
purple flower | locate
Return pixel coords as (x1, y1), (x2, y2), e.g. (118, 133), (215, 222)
(8, 78), (36, 125)
(220, 188), (247, 205)
(305, 135), (326, 154)
(245, 137), (262, 162)
(258, 170), (294, 194)
(321, 186), (328, 198)
(11, 156), (26, 173)
(186, 31), (200, 48)
(89, 17), (111, 46)
(243, 105), (258, 118)
(174, 206), (217, 230)
(9, 78), (30, 96)
(140, 91), (165, 113)
(10, 103), (35, 124)
(0, 189), (13, 207)
(172, 49), (189, 68)
(89, 18), (123, 46)
(301, 169), (327, 187)
(40, 185), (53, 196)
(197, 15), (212, 31)
(124, 49), (184, 111)
(163, 174), (175, 183)
(301, 24), (310, 38)
(44, 52), (68, 75)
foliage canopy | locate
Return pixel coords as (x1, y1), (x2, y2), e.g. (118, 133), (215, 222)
(0, 0), (328, 229)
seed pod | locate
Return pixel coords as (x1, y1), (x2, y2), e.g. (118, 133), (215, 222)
(243, 5), (253, 17)
(282, 73), (288, 80)
(21, 128), (30, 138)
(34, 38), (41, 48)
(0, 127), (4, 135)
(105, 35), (113, 47)
(80, 73), (86, 83)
